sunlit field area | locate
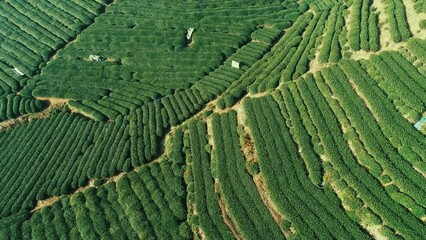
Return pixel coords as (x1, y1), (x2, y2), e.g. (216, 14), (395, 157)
(1, 0), (426, 239)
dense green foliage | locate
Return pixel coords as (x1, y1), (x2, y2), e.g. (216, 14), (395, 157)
(23, 0), (299, 121)
(185, 121), (234, 239)
(1, 0), (425, 239)
(413, 0), (426, 13)
(0, 110), (131, 217)
(348, 0), (380, 51)
(0, 159), (189, 239)
(211, 111), (283, 239)
(370, 51), (426, 118)
(318, 5), (346, 62)
(407, 38), (426, 62)
(0, 0), (109, 121)
(244, 95), (369, 239)
(382, 0), (412, 42)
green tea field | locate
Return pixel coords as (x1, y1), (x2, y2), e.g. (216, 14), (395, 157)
(0, 0), (425, 239)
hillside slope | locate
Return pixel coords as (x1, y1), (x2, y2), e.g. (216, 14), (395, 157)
(0, 0), (425, 239)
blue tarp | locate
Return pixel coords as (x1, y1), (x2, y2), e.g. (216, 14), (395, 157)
(414, 117), (426, 130)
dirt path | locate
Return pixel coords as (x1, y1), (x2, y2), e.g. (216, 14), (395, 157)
(31, 196), (60, 212)
(252, 175), (283, 223)
(41, 97), (68, 105)
(252, 174), (296, 237)
(350, 39), (406, 60)
(67, 104), (96, 120)
(205, 117), (242, 240)
(29, 89), (233, 213)
(366, 224), (388, 240)
(234, 108), (295, 236)
(245, 91), (271, 99)
(25, 15), (151, 209)
(32, 178), (97, 212)
(214, 180), (243, 240)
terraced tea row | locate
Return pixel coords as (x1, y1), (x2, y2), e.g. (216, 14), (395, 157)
(0, 0), (425, 239)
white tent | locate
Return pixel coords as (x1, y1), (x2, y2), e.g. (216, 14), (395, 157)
(186, 28), (195, 40)
(12, 67), (24, 76)
(231, 60), (240, 69)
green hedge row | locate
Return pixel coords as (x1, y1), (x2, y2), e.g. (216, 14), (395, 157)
(185, 121), (234, 239)
(278, 11), (327, 83)
(12, 159), (188, 239)
(7, 1), (75, 42)
(340, 59), (426, 161)
(371, 52), (426, 113)
(211, 111), (283, 239)
(348, 0), (380, 51)
(382, 0), (412, 42)
(215, 22), (301, 109)
(272, 88), (323, 186)
(316, 61), (426, 237)
(0, 0), (106, 78)
(308, 0), (341, 12)
(0, 94), (47, 121)
(128, 87), (207, 167)
(295, 73), (425, 239)
(0, 50), (35, 77)
(219, 14), (311, 99)
(0, 111), (132, 217)
(243, 11), (324, 93)
(244, 94), (369, 240)
(407, 38), (426, 62)
(0, 62), (23, 93)
(27, 0), (300, 115)
(251, 27), (282, 44)
(319, 65), (426, 210)
(318, 5), (345, 63)
(413, 0), (426, 13)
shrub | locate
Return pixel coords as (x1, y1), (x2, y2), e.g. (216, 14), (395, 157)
(420, 19), (426, 29)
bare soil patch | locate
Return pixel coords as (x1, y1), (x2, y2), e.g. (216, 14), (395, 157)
(31, 196), (60, 212)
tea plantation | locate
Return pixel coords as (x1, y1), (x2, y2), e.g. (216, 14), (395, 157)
(0, 0), (425, 239)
